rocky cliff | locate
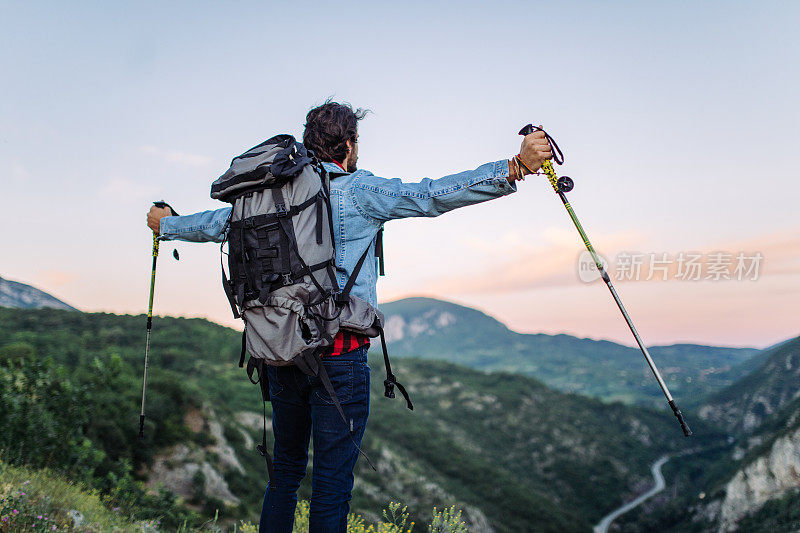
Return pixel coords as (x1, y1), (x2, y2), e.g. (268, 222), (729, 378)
(716, 419), (800, 531)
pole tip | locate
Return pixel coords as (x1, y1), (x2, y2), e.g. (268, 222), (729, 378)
(668, 400), (692, 437)
(678, 415), (693, 437)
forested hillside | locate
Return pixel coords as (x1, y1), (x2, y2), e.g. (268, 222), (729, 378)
(0, 307), (690, 532)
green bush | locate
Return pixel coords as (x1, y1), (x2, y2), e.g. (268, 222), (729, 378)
(0, 349), (202, 530)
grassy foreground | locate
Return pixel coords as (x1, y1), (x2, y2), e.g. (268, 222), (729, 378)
(0, 459), (467, 532)
(0, 459), (138, 532)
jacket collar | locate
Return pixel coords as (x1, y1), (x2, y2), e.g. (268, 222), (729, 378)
(322, 161), (350, 178)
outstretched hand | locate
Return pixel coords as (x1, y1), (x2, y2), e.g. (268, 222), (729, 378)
(518, 129), (553, 174)
(147, 205), (173, 234)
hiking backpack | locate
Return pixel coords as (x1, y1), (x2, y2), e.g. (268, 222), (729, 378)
(210, 134), (412, 476)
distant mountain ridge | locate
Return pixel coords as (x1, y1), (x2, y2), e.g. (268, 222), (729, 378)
(379, 297), (763, 408)
(0, 276), (77, 311)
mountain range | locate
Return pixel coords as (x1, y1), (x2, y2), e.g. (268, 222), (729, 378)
(379, 297), (761, 408)
(0, 275), (77, 311)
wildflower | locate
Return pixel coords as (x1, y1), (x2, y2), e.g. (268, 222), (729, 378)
(12, 509), (19, 514)
(38, 515), (43, 519)
(22, 481), (30, 485)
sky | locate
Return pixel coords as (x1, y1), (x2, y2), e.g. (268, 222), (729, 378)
(1, 1), (798, 349)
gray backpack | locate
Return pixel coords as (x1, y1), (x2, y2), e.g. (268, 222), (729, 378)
(210, 134), (412, 475)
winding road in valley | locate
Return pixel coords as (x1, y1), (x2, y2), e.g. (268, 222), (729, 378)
(593, 454), (671, 533)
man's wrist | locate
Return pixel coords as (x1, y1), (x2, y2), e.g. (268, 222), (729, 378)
(507, 158), (524, 183)
(507, 159), (516, 184)
(515, 155), (534, 176)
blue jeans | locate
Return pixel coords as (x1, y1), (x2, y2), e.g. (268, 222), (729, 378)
(259, 346), (371, 533)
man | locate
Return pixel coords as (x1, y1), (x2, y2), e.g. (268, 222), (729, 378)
(146, 101), (551, 532)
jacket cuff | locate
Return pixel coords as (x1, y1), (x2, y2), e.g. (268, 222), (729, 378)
(490, 159), (517, 194)
(159, 216), (176, 240)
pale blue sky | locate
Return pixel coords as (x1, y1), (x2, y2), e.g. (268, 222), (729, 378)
(2, 1), (798, 347)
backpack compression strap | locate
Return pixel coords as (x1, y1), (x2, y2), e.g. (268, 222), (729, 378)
(291, 339), (377, 472)
(307, 349), (377, 472)
(270, 188), (332, 298)
(245, 358), (275, 483)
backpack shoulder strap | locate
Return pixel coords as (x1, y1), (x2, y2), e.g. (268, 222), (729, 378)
(335, 238), (372, 305)
(219, 210), (241, 319)
(336, 225), (386, 305)
(375, 228), (385, 276)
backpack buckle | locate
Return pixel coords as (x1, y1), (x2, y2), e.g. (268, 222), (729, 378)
(275, 203), (288, 217)
(384, 379), (396, 399)
(282, 273), (293, 285)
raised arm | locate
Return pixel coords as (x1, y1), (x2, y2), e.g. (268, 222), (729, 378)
(147, 206), (232, 243)
(352, 160), (516, 223)
(350, 130), (550, 223)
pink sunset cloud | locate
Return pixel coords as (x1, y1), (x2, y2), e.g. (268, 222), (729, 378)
(379, 227), (800, 348)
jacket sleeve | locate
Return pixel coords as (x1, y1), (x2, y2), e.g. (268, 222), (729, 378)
(159, 207), (232, 243)
(350, 160), (516, 224)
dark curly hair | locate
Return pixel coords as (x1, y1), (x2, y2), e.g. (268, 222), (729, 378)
(303, 100), (369, 164)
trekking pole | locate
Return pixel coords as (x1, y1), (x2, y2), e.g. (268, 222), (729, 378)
(519, 124), (692, 437)
(139, 201), (179, 440)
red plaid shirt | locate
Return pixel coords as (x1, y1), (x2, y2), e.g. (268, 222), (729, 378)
(323, 159), (371, 357)
(324, 330), (370, 357)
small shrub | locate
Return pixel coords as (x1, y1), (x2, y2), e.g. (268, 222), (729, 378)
(380, 501), (414, 533)
(428, 505), (468, 533)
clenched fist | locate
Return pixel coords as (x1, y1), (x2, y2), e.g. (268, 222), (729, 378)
(518, 129), (552, 175)
(147, 205), (173, 234)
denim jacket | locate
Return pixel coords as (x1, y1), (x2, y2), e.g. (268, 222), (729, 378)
(160, 160), (516, 308)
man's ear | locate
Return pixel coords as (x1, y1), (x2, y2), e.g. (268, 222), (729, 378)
(345, 139), (354, 153)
